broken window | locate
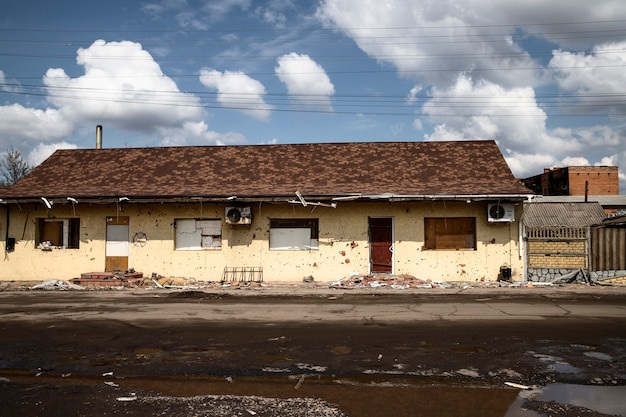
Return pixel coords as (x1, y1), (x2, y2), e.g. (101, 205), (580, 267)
(424, 217), (476, 250)
(36, 218), (80, 249)
(175, 219), (222, 250)
(270, 218), (319, 250)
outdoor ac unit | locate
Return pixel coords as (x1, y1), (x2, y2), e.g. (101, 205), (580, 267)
(487, 203), (515, 223)
(225, 206), (252, 225)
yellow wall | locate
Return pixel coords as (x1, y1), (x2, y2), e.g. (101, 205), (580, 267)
(0, 201), (523, 282)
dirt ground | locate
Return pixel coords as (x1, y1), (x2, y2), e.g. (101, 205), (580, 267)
(0, 283), (625, 416)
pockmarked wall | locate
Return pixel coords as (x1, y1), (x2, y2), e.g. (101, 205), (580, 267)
(0, 201), (522, 282)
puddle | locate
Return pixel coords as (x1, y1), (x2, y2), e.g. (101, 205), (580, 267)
(3, 369), (625, 417)
(532, 352), (584, 375)
(539, 384), (626, 416)
(2, 371), (518, 417)
(548, 362), (582, 374)
(504, 384), (626, 417)
(584, 351), (613, 361)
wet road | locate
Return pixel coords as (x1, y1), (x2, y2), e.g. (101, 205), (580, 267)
(0, 287), (625, 416)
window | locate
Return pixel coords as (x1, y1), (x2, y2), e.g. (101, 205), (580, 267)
(270, 219), (319, 250)
(36, 218), (80, 249)
(175, 219), (222, 250)
(424, 217), (476, 250)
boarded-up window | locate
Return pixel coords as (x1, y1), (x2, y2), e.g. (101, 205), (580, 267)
(36, 218), (80, 249)
(424, 217), (476, 250)
(270, 219), (319, 250)
(175, 219), (222, 250)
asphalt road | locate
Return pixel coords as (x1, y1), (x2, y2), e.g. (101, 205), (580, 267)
(1, 285), (625, 416)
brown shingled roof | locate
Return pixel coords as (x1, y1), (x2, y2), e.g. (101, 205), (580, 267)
(0, 140), (532, 201)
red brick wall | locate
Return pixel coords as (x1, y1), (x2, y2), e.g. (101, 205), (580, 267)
(567, 167), (619, 195)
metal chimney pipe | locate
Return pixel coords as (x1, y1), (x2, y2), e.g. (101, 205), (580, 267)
(96, 125), (103, 149)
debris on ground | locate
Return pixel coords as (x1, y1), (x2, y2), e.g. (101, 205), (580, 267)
(134, 394), (347, 417)
(4, 270), (625, 292)
(31, 279), (84, 291)
(70, 270), (144, 287)
(522, 398), (619, 417)
(329, 274), (433, 289)
(550, 269), (592, 285)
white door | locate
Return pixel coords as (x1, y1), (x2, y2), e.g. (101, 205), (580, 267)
(105, 217), (129, 271)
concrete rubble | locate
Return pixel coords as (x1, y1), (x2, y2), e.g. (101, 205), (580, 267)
(30, 279), (85, 291)
(329, 274), (446, 289)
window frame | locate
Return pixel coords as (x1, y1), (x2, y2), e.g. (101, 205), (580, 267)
(174, 218), (222, 251)
(424, 217), (476, 251)
(269, 218), (319, 251)
(36, 218), (80, 249)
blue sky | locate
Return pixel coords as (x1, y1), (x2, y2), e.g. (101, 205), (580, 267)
(1, 0), (625, 193)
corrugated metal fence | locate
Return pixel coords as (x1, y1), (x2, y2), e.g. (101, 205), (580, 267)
(590, 226), (626, 271)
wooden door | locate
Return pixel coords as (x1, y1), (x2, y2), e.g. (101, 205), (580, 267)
(105, 216), (129, 272)
(369, 217), (393, 273)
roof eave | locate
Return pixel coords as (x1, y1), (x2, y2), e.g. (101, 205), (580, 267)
(0, 192), (535, 205)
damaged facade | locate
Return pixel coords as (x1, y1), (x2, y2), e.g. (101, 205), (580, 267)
(0, 140), (533, 283)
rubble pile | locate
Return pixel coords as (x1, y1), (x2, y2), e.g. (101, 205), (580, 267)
(31, 279), (85, 291)
(70, 270), (144, 287)
(329, 274), (446, 289)
(136, 274), (201, 289)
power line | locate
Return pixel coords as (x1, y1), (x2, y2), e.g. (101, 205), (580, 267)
(2, 18), (626, 33)
(2, 83), (624, 119)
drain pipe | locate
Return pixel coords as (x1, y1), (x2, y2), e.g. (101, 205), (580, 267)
(2, 204), (9, 255)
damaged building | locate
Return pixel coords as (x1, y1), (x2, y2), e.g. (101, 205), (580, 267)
(0, 139), (534, 283)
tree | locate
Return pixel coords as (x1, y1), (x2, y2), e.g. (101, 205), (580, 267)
(0, 147), (32, 187)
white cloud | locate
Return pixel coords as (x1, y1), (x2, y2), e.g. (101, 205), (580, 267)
(0, 70), (22, 93)
(550, 42), (626, 113)
(561, 156), (590, 166)
(199, 69), (272, 121)
(316, 0), (543, 88)
(27, 142), (78, 166)
(43, 40), (203, 132)
(597, 155), (618, 167)
(419, 75), (609, 178)
(422, 75), (574, 152)
(157, 121), (247, 147)
(260, 137), (279, 145)
(275, 53), (335, 111)
(0, 104), (73, 145)
(406, 85), (422, 105)
(317, 0), (626, 89)
(504, 150), (558, 179)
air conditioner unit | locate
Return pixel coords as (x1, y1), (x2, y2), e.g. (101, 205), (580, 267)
(487, 203), (515, 223)
(225, 206), (252, 225)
